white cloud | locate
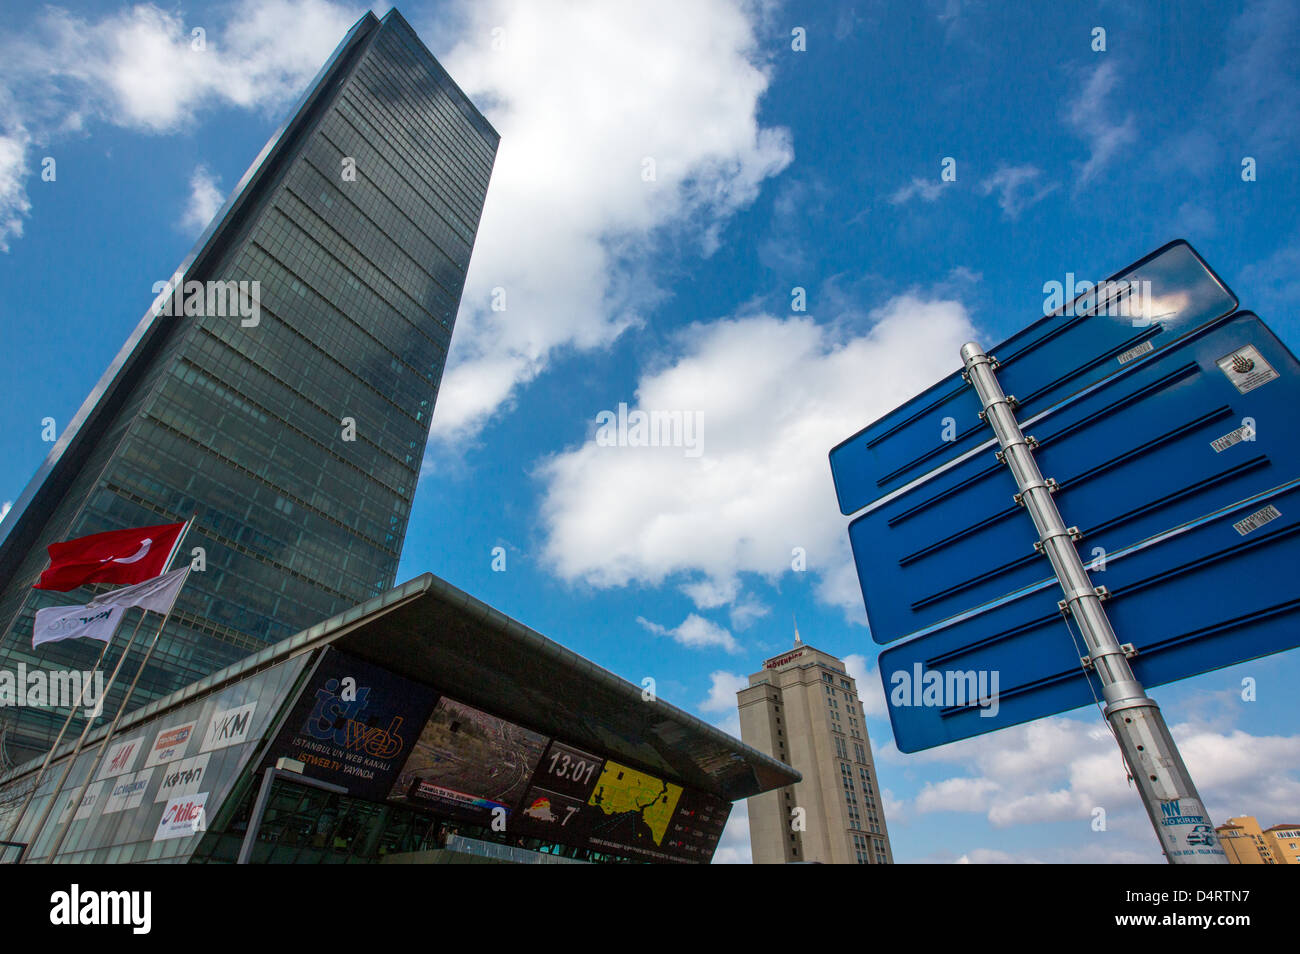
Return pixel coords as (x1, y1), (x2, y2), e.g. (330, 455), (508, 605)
(701, 670), (748, 713)
(728, 596), (769, 632)
(843, 652), (888, 718)
(954, 848), (1036, 864)
(636, 613), (740, 654)
(0, 126), (32, 252)
(915, 775), (1001, 814)
(0, 501), (11, 523)
(889, 176), (944, 205)
(1064, 61), (1137, 187)
(0, 0), (359, 250)
(180, 164), (224, 235)
(427, 0), (792, 442)
(978, 164), (1056, 219)
(711, 809), (752, 863)
(881, 708), (1300, 861)
(536, 295), (976, 618)
(680, 577), (739, 610)
(23, 1), (359, 132)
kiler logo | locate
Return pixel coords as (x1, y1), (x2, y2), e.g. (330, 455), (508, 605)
(154, 792), (208, 842)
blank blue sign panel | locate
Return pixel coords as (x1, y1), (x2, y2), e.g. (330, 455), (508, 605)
(852, 311), (1300, 645)
(879, 478), (1300, 752)
(829, 240), (1238, 516)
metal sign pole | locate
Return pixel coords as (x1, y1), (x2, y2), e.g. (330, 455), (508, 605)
(961, 342), (1226, 864)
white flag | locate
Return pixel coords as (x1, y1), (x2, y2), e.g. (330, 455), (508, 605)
(32, 604), (124, 648)
(33, 567), (188, 649)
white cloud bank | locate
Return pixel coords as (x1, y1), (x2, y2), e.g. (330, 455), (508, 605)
(428, 0), (793, 441)
(536, 295), (976, 618)
(0, 0), (361, 250)
(882, 710), (1300, 861)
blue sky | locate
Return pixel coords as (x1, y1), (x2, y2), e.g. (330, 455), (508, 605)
(1, 0), (1298, 863)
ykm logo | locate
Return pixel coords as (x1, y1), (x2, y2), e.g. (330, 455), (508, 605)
(304, 677), (406, 759)
(210, 709), (249, 743)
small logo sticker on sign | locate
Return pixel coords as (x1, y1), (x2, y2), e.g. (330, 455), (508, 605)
(1117, 340), (1155, 365)
(1210, 423), (1254, 453)
(1233, 505), (1281, 536)
(1217, 345), (1278, 394)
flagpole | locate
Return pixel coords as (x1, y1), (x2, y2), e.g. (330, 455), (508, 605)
(12, 611), (150, 859)
(44, 566), (192, 862)
(42, 514), (196, 862)
(3, 633), (114, 842)
(6, 513), (197, 856)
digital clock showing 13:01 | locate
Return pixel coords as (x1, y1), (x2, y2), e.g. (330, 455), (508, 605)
(537, 741), (604, 798)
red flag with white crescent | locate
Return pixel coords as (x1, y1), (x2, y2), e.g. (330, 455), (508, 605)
(33, 522), (185, 591)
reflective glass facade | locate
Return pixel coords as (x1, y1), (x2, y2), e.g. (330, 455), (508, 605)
(0, 10), (497, 762)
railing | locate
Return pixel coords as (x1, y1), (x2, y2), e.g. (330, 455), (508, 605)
(443, 834), (585, 864)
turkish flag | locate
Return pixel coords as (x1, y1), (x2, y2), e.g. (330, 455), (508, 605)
(33, 522), (185, 591)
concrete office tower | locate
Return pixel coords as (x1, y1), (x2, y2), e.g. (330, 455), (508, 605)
(0, 9), (497, 762)
(738, 633), (894, 864)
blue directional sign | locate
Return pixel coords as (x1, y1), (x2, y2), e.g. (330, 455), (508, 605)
(829, 240), (1238, 515)
(826, 238), (1300, 756)
(851, 311), (1300, 645)
(879, 477), (1300, 752)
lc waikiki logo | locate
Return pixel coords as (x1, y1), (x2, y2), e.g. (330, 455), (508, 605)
(304, 678), (407, 760)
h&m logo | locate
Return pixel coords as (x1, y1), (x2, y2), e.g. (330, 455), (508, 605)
(107, 743), (137, 773)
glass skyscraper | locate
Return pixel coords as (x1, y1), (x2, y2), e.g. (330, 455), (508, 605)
(0, 9), (497, 763)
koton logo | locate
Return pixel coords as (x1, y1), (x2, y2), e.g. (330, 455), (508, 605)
(154, 753), (210, 804)
(200, 702), (256, 752)
(50, 884), (151, 935)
